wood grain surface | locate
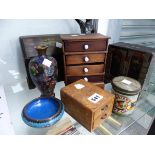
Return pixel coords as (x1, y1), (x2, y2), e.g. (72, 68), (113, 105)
(61, 79), (114, 132)
(64, 40), (107, 52)
(66, 64), (105, 76)
(65, 53), (106, 65)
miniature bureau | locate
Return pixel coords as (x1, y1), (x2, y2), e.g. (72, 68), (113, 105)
(61, 33), (110, 86)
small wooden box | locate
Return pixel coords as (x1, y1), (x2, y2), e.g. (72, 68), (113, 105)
(106, 42), (154, 95)
(60, 79), (114, 132)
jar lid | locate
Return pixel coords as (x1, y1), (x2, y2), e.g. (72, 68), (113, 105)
(112, 76), (141, 95)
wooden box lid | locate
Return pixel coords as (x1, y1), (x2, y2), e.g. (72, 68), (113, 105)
(109, 42), (155, 54)
(61, 79), (114, 112)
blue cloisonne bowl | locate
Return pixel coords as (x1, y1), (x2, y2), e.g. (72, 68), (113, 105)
(22, 97), (64, 128)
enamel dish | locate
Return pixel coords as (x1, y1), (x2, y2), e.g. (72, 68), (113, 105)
(22, 97), (64, 128)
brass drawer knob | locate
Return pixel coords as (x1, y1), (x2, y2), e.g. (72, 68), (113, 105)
(84, 56), (89, 62)
(84, 44), (89, 50)
(84, 67), (89, 73)
(84, 77), (88, 82)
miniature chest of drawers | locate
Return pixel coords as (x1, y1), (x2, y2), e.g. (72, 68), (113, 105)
(61, 33), (110, 86)
(60, 79), (115, 132)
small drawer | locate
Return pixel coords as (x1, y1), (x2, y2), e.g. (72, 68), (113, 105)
(93, 112), (108, 130)
(93, 101), (114, 120)
(66, 53), (106, 65)
(66, 64), (105, 76)
(66, 75), (104, 85)
(101, 101), (113, 118)
(64, 40), (107, 52)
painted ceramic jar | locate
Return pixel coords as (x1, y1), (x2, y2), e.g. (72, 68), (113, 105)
(112, 76), (141, 115)
(29, 45), (58, 97)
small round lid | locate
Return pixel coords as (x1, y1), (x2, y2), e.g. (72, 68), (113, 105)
(112, 76), (141, 95)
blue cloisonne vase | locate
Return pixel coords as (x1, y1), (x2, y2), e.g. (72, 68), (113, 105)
(29, 45), (58, 97)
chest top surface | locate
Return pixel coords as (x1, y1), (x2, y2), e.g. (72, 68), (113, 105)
(61, 33), (110, 41)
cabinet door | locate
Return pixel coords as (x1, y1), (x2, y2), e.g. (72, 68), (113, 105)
(127, 51), (152, 84)
(105, 46), (127, 82)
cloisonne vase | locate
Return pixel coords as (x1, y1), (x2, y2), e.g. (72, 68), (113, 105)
(29, 45), (58, 97)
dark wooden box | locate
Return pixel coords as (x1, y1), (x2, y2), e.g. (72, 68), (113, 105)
(105, 42), (155, 94)
(20, 34), (64, 89)
(60, 79), (114, 132)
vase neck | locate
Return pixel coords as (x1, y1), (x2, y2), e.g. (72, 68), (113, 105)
(35, 45), (48, 56)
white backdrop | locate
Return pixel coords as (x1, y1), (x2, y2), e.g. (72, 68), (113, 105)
(0, 19), (81, 85)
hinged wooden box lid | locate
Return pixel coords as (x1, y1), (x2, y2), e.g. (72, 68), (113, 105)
(60, 79), (115, 132)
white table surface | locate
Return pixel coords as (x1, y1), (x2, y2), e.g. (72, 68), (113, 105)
(0, 85), (14, 134)
(2, 79), (155, 135)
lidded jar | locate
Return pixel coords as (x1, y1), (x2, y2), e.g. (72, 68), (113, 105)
(112, 76), (141, 115)
(29, 45), (58, 97)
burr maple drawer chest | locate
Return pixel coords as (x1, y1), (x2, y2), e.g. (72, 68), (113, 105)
(60, 79), (115, 132)
(61, 33), (110, 86)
